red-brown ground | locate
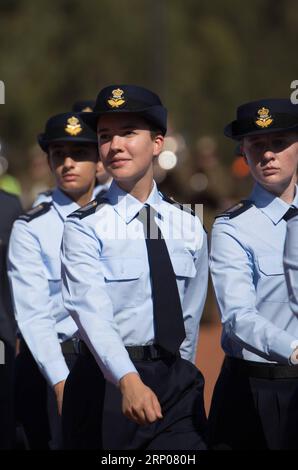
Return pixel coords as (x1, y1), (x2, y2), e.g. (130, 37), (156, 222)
(195, 322), (224, 415)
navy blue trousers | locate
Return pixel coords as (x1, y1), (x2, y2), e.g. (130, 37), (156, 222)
(15, 343), (77, 449)
(208, 358), (298, 450)
(62, 354), (207, 450)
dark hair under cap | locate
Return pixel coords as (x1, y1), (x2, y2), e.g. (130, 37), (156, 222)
(80, 84), (167, 136)
(72, 100), (95, 113)
(38, 112), (98, 152)
(224, 98), (298, 140)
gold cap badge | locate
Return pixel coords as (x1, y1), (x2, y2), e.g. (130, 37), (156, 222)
(65, 116), (82, 136)
(107, 88), (126, 108)
(255, 107), (273, 128)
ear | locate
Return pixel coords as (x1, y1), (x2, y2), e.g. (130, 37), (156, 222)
(46, 153), (52, 170)
(153, 134), (164, 157)
(239, 142), (249, 164)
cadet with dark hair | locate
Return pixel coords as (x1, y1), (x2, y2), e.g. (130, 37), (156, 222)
(8, 112), (99, 449)
(61, 84), (208, 450)
(209, 99), (298, 450)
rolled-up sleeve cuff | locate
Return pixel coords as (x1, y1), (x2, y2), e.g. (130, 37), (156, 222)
(101, 355), (139, 386)
(42, 359), (70, 387)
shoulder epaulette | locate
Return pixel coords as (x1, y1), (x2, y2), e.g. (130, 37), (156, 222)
(18, 202), (52, 222)
(215, 200), (253, 220)
(161, 193), (207, 233)
(68, 196), (108, 220)
(161, 194), (196, 217)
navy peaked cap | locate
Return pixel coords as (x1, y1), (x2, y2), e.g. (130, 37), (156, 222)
(80, 84), (167, 135)
(224, 98), (298, 140)
(38, 112), (98, 151)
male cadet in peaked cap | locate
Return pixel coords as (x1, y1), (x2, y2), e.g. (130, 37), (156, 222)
(8, 112), (99, 449)
(61, 84), (208, 450)
(208, 98), (298, 449)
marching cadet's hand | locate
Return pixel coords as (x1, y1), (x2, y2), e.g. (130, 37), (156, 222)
(54, 380), (66, 416)
(119, 372), (163, 426)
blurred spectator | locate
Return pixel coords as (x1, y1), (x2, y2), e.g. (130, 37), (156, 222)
(230, 143), (253, 199)
(0, 156), (21, 196)
(19, 144), (54, 208)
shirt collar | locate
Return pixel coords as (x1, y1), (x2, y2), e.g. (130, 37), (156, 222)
(249, 183), (298, 224)
(105, 180), (163, 223)
(52, 188), (81, 221)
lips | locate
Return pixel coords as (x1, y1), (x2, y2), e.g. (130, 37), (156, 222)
(62, 174), (78, 180)
(262, 167), (279, 175)
(110, 158), (131, 163)
(109, 158), (131, 168)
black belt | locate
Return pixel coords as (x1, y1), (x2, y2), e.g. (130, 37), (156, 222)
(19, 337), (77, 356)
(77, 341), (178, 361)
(61, 339), (79, 355)
(224, 356), (298, 379)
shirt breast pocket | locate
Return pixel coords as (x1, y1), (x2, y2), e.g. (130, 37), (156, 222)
(101, 257), (143, 309)
(171, 253), (196, 299)
(257, 255), (286, 302)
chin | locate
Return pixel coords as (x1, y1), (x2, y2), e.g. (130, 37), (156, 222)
(61, 182), (81, 193)
(110, 170), (133, 180)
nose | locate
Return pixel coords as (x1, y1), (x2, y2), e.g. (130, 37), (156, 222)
(110, 134), (123, 153)
(63, 155), (75, 168)
(263, 148), (275, 161)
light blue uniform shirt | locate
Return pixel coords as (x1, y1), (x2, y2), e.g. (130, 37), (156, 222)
(210, 183), (298, 364)
(61, 180), (208, 386)
(8, 188), (85, 386)
(284, 214), (298, 316)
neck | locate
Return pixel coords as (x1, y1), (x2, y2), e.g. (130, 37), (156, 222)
(279, 184), (296, 204)
(116, 169), (154, 203)
(262, 174), (297, 204)
(63, 183), (95, 207)
(97, 175), (112, 185)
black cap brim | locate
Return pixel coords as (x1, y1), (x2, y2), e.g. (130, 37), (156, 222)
(80, 106), (167, 136)
(38, 134), (98, 152)
(225, 117), (298, 140)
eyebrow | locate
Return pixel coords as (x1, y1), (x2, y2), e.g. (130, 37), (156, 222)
(247, 133), (288, 143)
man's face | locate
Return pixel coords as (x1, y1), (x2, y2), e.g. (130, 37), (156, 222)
(48, 142), (98, 195)
(242, 131), (298, 194)
(97, 113), (164, 185)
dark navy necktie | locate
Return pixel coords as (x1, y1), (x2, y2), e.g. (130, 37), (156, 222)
(138, 205), (186, 354)
(283, 206), (298, 221)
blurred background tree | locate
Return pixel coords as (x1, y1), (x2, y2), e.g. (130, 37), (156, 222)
(0, 0), (297, 324)
(0, 0), (297, 210)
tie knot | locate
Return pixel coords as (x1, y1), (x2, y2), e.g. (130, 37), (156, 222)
(137, 205), (161, 239)
(283, 206), (298, 221)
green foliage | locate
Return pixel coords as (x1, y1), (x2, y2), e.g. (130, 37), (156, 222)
(0, 0), (297, 166)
